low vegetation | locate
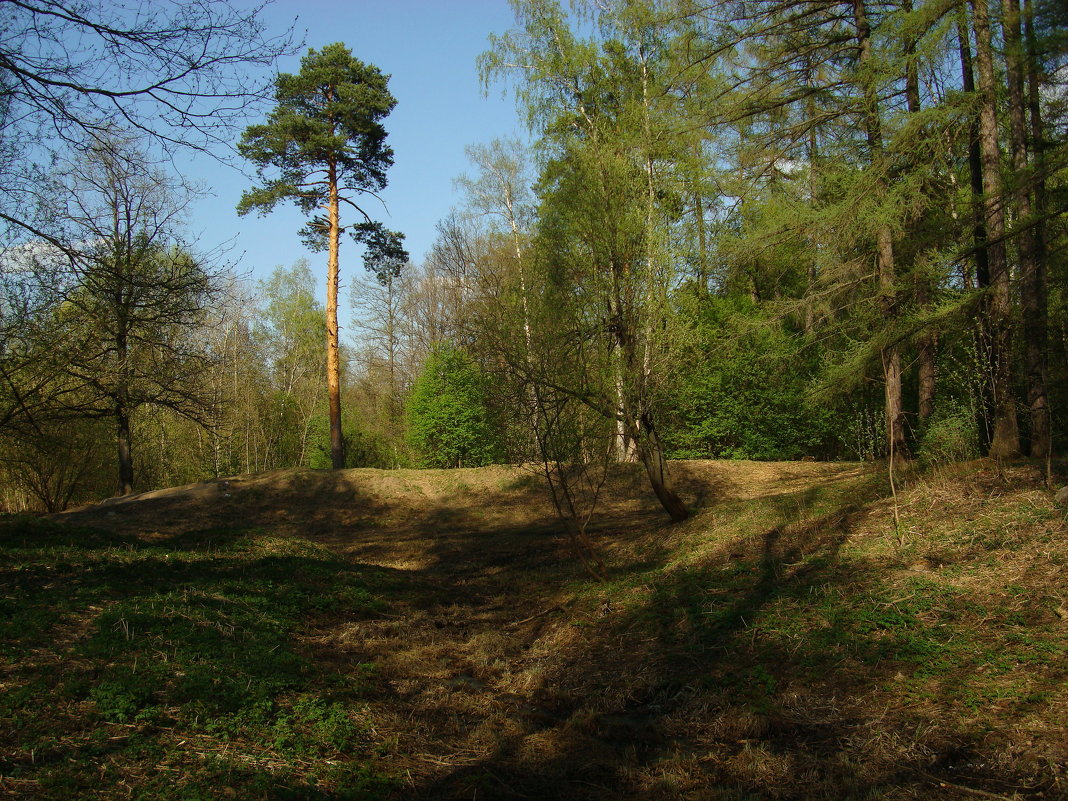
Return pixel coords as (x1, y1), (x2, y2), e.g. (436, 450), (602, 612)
(2, 459), (1065, 799)
(0, 521), (395, 799)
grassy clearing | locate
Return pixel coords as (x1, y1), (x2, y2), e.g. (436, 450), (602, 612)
(527, 462), (1068, 799)
(3, 460), (1066, 800)
(0, 519), (395, 800)
(323, 459), (1066, 800)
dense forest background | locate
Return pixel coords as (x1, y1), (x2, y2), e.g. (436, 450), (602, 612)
(1, 0), (1065, 513)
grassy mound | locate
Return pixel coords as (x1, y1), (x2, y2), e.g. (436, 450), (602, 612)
(531, 462), (1067, 799)
(2, 460), (1065, 799)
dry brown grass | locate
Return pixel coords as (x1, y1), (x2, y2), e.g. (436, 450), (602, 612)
(52, 458), (1068, 800)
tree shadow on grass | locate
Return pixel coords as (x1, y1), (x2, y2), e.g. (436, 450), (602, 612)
(0, 514), (403, 800)
(392, 478), (1064, 800)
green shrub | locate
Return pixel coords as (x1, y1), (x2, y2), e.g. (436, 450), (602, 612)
(406, 344), (503, 468)
(663, 294), (842, 460)
(918, 405), (981, 466)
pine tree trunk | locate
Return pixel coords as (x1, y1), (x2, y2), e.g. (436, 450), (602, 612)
(1018, 0), (1051, 457)
(326, 161), (345, 470)
(972, 0), (1021, 458)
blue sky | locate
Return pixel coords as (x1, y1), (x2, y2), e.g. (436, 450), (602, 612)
(183, 0), (524, 286)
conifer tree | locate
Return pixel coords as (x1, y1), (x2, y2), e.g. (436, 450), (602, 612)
(971, 0), (1020, 458)
(238, 43), (406, 470)
(1015, 0), (1051, 458)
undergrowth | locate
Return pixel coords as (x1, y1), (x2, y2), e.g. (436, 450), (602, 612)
(0, 518), (395, 800)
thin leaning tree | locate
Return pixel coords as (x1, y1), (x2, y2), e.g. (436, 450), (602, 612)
(238, 42), (406, 469)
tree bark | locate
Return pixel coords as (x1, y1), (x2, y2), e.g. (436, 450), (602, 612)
(904, 0), (937, 426)
(117, 405), (134, 496)
(326, 160), (346, 469)
(878, 228), (908, 468)
(1019, 0), (1051, 457)
(804, 61), (820, 337)
(853, 0), (908, 467)
(614, 363), (637, 463)
(972, 0), (1021, 458)
(693, 187), (709, 293)
(957, 12), (990, 290)
(611, 275), (681, 518)
(903, 0), (921, 114)
(634, 413), (688, 522)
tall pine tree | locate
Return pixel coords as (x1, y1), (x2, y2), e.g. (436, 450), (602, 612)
(238, 43), (406, 469)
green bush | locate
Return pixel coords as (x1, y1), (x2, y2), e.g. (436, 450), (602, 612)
(663, 294), (841, 460)
(918, 405), (981, 466)
(406, 344), (503, 468)
(306, 414), (401, 469)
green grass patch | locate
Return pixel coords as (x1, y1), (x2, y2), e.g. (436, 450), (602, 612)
(597, 475), (1068, 743)
(0, 517), (395, 800)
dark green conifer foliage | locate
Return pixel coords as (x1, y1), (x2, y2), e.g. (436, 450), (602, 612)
(238, 43), (406, 470)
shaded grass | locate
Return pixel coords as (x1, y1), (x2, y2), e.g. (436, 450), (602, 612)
(0, 517), (395, 800)
(5, 461), (1067, 800)
(502, 463), (1068, 799)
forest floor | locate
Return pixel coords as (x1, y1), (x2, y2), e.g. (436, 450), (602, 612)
(2, 459), (1067, 800)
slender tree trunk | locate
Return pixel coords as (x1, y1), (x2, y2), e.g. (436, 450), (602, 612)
(633, 413), (688, 522)
(1019, 0), (1051, 457)
(116, 404), (134, 496)
(918, 337), (938, 422)
(804, 64), (820, 336)
(611, 277), (683, 519)
(972, 0), (1021, 458)
(903, 0), (921, 113)
(854, 0), (907, 467)
(958, 12), (991, 290)
(614, 362), (636, 462)
(326, 160), (345, 469)
(916, 253), (939, 426)
(878, 227), (908, 467)
(608, 259), (638, 464)
(694, 188), (709, 292)
(957, 10), (995, 447)
(903, 0), (938, 424)
(508, 185), (544, 464)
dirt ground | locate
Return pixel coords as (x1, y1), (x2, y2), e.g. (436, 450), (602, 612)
(55, 459), (1065, 800)
(54, 461), (876, 799)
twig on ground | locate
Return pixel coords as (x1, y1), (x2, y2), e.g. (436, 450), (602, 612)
(918, 770), (1020, 801)
(507, 605), (564, 628)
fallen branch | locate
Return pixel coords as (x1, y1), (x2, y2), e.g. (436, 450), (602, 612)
(918, 770), (1019, 801)
(507, 604), (565, 628)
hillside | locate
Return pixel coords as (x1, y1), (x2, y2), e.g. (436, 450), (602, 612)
(2, 460), (1066, 800)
